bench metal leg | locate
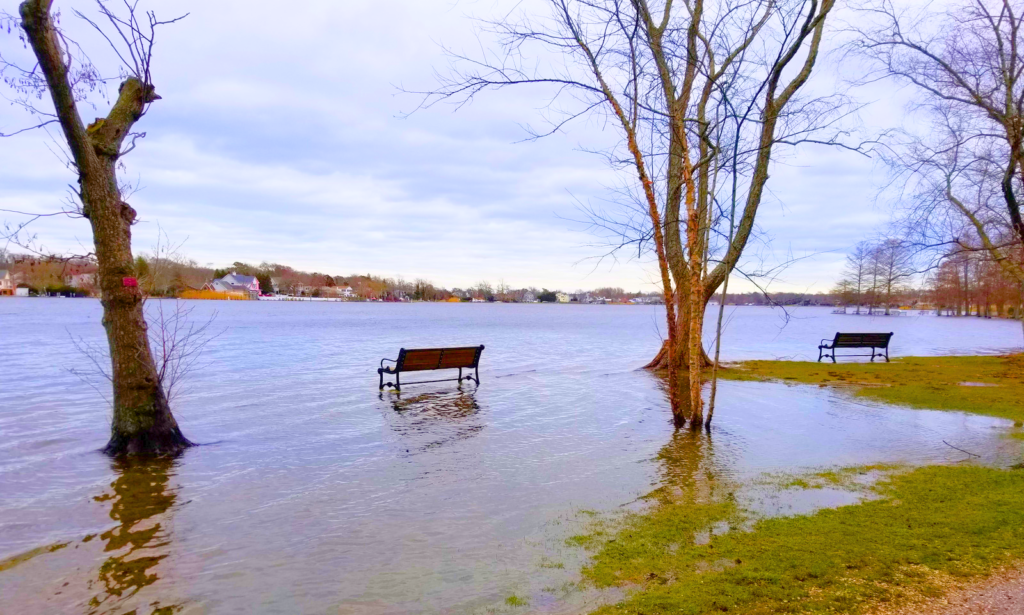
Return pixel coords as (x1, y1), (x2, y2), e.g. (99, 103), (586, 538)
(379, 367), (479, 390)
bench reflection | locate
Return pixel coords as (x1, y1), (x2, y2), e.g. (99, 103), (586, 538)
(382, 389), (484, 453)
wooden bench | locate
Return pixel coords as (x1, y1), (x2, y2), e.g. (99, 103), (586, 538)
(378, 345), (485, 391)
(818, 332), (893, 363)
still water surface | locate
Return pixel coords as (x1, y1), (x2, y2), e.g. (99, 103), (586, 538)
(0, 300), (1021, 614)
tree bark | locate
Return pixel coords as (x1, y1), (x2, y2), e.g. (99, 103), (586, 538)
(21, 0), (191, 456)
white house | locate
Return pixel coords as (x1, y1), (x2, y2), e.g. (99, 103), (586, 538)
(0, 270), (13, 296)
(205, 272), (261, 298)
(556, 292), (570, 303)
(340, 286), (354, 298)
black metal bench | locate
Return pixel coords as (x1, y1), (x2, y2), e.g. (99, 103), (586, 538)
(378, 345), (485, 391)
(818, 332), (893, 363)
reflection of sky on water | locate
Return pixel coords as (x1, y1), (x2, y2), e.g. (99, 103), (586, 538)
(0, 301), (1020, 613)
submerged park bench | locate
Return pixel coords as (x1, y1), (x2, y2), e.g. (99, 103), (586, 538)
(378, 345), (485, 391)
(818, 332), (893, 363)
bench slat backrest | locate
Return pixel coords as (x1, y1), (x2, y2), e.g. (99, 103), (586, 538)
(438, 347), (481, 369)
(396, 346), (484, 371)
(831, 332), (893, 348)
(398, 349), (444, 371)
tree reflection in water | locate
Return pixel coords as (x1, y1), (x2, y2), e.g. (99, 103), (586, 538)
(88, 456), (182, 615)
(657, 429), (725, 493)
(649, 429), (739, 535)
(382, 389), (484, 453)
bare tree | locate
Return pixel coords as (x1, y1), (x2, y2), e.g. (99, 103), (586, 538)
(872, 238), (915, 314)
(856, 0), (1024, 287)
(3, 1), (190, 455)
(841, 241), (873, 313)
(416, 0), (843, 428)
(148, 300), (217, 402)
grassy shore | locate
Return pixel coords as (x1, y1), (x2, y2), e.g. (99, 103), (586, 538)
(577, 465), (1024, 615)
(718, 354), (1024, 423)
(571, 355), (1024, 615)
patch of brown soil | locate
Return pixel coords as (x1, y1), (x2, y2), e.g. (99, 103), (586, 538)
(871, 566), (1024, 615)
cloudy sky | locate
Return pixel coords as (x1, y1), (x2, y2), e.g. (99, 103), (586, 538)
(0, 0), (904, 293)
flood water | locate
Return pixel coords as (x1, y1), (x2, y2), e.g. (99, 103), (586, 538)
(1, 300), (1021, 614)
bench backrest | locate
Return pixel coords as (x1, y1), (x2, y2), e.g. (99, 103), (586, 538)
(831, 332), (893, 348)
(396, 346), (485, 371)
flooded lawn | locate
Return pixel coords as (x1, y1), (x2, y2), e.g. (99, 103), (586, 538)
(0, 300), (1021, 613)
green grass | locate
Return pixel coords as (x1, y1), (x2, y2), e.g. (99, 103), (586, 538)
(761, 464), (901, 492)
(579, 465), (1024, 615)
(568, 355), (1024, 614)
(504, 594), (529, 607)
(718, 354), (1024, 422)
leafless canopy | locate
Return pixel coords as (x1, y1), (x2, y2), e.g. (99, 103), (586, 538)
(414, 0), (845, 426)
(854, 0), (1024, 284)
(1, 1), (185, 138)
(1, 1), (186, 257)
(413, 0), (854, 278)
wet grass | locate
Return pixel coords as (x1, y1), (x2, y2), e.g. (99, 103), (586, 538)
(578, 465), (1024, 615)
(571, 356), (1024, 613)
(718, 354), (1024, 422)
(762, 464), (900, 493)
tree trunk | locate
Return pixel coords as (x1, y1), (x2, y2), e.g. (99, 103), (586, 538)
(90, 175), (191, 456)
(684, 193), (705, 429)
(644, 293), (713, 371)
(21, 0), (191, 456)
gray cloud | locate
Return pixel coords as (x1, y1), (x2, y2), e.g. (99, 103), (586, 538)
(0, 0), (901, 292)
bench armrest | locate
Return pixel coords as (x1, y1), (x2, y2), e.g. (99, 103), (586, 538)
(819, 338), (833, 347)
(380, 357), (397, 370)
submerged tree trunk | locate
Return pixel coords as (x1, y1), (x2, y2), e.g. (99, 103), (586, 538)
(21, 0), (191, 456)
(685, 191), (705, 429)
(643, 294), (714, 371)
(92, 178), (191, 456)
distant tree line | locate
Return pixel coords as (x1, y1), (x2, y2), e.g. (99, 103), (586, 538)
(928, 248), (1023, 318)
(830, 238), (1022, 319)
(0, 250), (669, 303)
